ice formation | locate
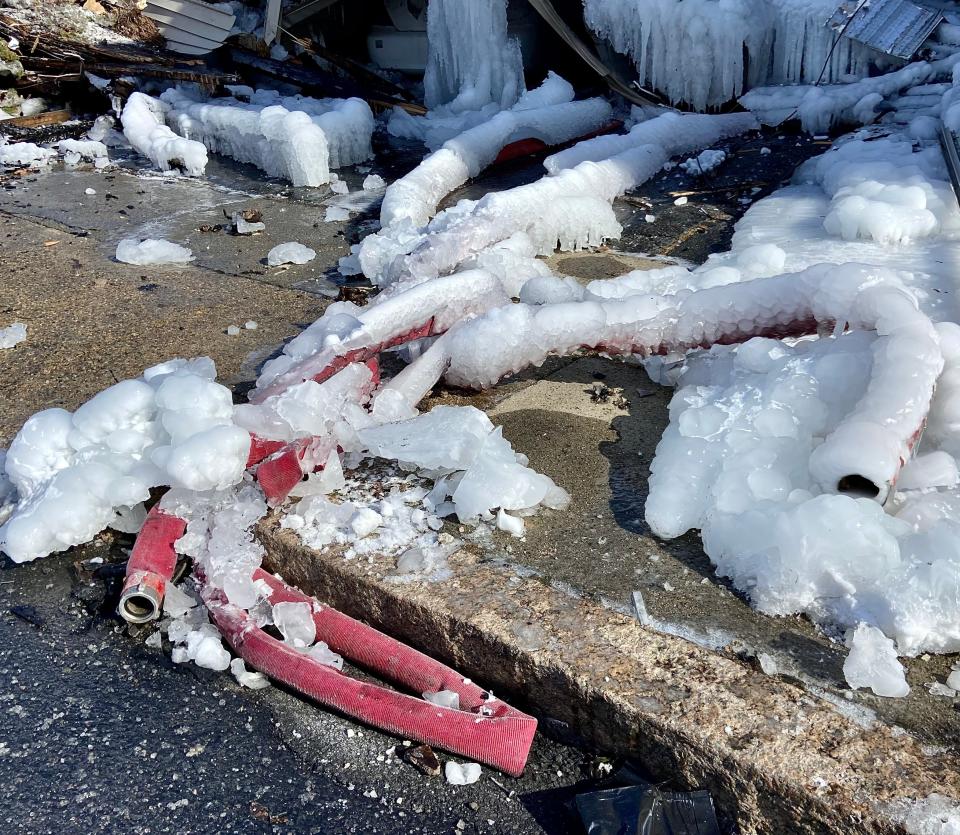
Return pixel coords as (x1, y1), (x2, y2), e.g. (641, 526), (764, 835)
(424, 0), (524, 111)
(58, 139), (109, 168)
(379, 78), (612, 229)
(267, 242), (316, 267)
(161, 88), (374, 187)
(120, 92), (208, 177)
(348, 111), (756, 287)
(584, 0), (873, 109)
(0, 322), (26, 349)
(0, 141), (55, 168)
(843, 623), (910, 698)
(0, 359), (249, 562)
(116, 238), (194, 266)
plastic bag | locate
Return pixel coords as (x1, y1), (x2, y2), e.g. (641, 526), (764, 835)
(575, 779), (721, 835)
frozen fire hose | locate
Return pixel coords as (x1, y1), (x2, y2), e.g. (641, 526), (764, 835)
(118, 498), (537, 774)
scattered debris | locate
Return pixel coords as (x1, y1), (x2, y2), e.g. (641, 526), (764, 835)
(232, 208), (265, 235)
(406, 744), (442, 778)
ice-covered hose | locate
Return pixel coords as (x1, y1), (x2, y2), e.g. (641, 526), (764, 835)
(379, 265), (941, 506)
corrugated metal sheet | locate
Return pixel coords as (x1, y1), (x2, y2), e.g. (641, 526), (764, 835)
(830, 0), (943, 60)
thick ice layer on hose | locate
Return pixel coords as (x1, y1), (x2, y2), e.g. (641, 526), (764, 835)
(380, 96), (613, 228)
(740, 53), (960, 134)
(799, 134), (960, 247)
(0, 358), (249, 562)
(161, 483), (268, 610)
(161, 88), (374, 187)
(583, 0), (871, 110)
(638, 324), (957, 655)
(423, 0), (524, 112)
(253, 270), (510, 400)
(377, 112), (757, 289)
(357, 406), (569, 522)
(120, 92), (207, 176)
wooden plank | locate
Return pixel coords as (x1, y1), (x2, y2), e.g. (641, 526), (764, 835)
(3, 109), (71, 129)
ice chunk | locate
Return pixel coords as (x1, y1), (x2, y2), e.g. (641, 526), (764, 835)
(306, 641), (344, 671)
(843, 623), (910, 698)
(268, 242), (316, 267)
(116, 238), (193, 266)
(423, 690), (460, 710)
(362, 174), (385, 191)
(273, 601), (316, 648)
(231, 658), (270, 689)
(0, 322), (26, 349)
(0, 142), (55, 168)
(445, 761), (481, 785)
(681, 149), (726, 175)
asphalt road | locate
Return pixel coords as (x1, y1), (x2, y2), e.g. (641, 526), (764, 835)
(0, 539), (611, 835)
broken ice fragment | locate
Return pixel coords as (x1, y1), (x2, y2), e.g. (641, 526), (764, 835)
(226, 325), (241, 336)
(305, 641), (344, 671)
(843, 623), (910, 698)
(445, 761), (481, 785)
(0, 322), (27, 349)
(423, 690), (460, 710)
(115, 238), (193, 266)
(273, 601), (316, 648)
(230, 657), (270, 689)
(267, 242), (316, 267)
(362, 174), (386, 191)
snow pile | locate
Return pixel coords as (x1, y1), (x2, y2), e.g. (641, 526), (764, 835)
(0, 359), (250, 562)
(424, 0), (524, 112)
(161, 88), (374, 187)
(584, 0), (872, 109)
(0, 322), (26, 349)
(267, 242), (316, 267)
(0, 141), (55, 168)
(120, 92), (208, 177)
(116, 238), (194, 266)
(843, 623), (910, 697)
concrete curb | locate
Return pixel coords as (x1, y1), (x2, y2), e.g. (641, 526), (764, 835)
(260, 520), (960, 835)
